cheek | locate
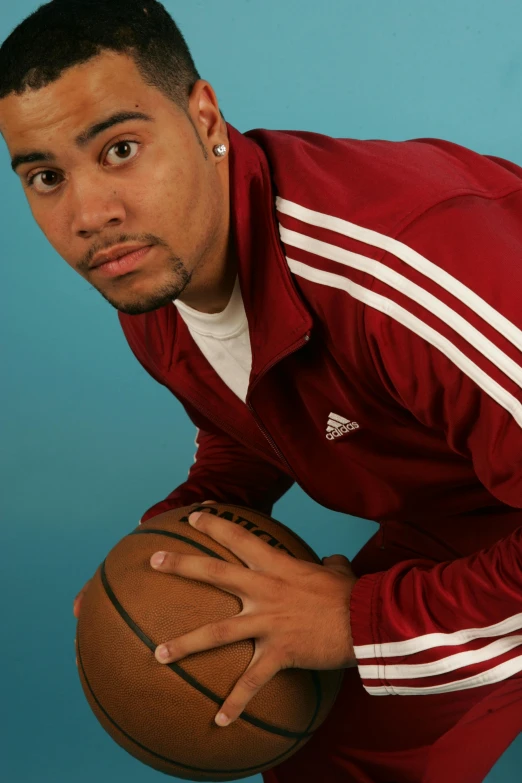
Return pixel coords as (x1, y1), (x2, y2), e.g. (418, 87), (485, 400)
(30, 203), (66, 256)
(29, 198), (84, 274)
(148, 157), (218, 249)
(150, 154), (200, 212)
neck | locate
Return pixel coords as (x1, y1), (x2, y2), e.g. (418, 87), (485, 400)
(177, 153), (238, 314)
(178, 230), (237, 314)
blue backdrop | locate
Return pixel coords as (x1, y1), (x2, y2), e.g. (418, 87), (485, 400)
(1, 1), (520, 780)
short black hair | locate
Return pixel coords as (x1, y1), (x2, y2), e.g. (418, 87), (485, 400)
(0, 0), (201, 109)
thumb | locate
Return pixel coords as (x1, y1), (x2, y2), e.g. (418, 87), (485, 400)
(322, 553), (357, 577)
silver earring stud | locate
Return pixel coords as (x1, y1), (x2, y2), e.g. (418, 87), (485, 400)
(213, 144), (227, 157)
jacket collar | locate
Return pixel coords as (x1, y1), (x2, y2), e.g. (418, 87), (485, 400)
(225, 123), (312, 387)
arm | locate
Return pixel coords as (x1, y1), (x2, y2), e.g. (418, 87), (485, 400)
(117, 313), (294, 524)
(139, 413), (294, 523)
(350, 189), (522, 695)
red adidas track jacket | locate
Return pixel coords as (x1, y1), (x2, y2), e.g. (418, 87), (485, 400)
(118, 123), (522, 697)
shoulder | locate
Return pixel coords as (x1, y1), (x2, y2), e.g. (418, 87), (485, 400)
(246, 126), (522, 240)
(247, 127), (522, 326)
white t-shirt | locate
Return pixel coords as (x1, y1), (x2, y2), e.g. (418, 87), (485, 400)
(173, 277), (252, 402)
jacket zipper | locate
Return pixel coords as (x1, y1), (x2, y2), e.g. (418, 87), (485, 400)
(245, 333), (311, 480)
(178, 392), (277, 467)
(180, 331), (348, 515)
(180, 333), (311, 481)
(247, 403), (296, 478)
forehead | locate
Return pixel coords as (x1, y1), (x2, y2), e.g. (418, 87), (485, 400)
(0, 51), (159, 147)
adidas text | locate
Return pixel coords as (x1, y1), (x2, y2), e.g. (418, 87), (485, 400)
(326, 421), (360, 439)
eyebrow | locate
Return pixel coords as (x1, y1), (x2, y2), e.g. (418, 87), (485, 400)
(10, 110), (154, 173)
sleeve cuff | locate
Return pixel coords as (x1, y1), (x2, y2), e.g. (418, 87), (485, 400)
(349, 570), (388, 690)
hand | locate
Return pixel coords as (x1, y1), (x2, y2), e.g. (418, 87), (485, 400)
(73, 577), (92, 667)
(150, 509), (359, 728)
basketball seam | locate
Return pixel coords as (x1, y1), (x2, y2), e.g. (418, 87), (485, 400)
(76, 628), (310, 776)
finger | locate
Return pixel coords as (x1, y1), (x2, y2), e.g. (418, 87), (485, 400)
(74, 579), (91, 603)
(73, 594), (85, 619)
(214, 652), (281, 727)
(322, 554), (351, 565)
(322, 554), (357, 577)
(188, 511), (284, 571)
(150, 551), (258, 598)
(154, 614), (264, 664)
(73, 580), (91, 618)
(202, 500), (217, 504)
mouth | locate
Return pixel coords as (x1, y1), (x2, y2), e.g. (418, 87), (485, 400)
(92, 245), (154, 278)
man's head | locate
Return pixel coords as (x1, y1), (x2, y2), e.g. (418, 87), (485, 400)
(0, 0), (232, 315)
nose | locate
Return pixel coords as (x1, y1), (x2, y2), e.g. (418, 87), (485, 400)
(69, 178), (126, 237)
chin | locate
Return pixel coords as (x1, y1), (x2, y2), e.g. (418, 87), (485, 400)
(115, 301), (168, 315)
(97, 286), (176, 315)
(95, 264), (191, 314)
(100, 278), (191, 315)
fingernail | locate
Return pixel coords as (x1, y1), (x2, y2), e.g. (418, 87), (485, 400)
(189, 512), (202, 526)
(151, 552), (166, 567)
(156, 644), (170, 661)
(215, 712), (230, 726)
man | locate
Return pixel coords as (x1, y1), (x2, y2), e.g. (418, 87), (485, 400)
(1, 1), (521, 781)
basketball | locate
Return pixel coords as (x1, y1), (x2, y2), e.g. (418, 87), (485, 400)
(75, 502), (345, 781)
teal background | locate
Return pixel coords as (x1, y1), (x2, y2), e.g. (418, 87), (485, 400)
(1, 0), (520, 780)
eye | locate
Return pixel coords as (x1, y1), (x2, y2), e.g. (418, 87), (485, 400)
(104, 140), (140, 166)
(26, 139), (141, 194)
(27, 170), (62, 194)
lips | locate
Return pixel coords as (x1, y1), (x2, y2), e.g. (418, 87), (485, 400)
(91, 245), (154, 279)
(90, 244), (151, 269)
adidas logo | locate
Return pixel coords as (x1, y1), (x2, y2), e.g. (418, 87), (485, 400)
(326, 412), (360, 440)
